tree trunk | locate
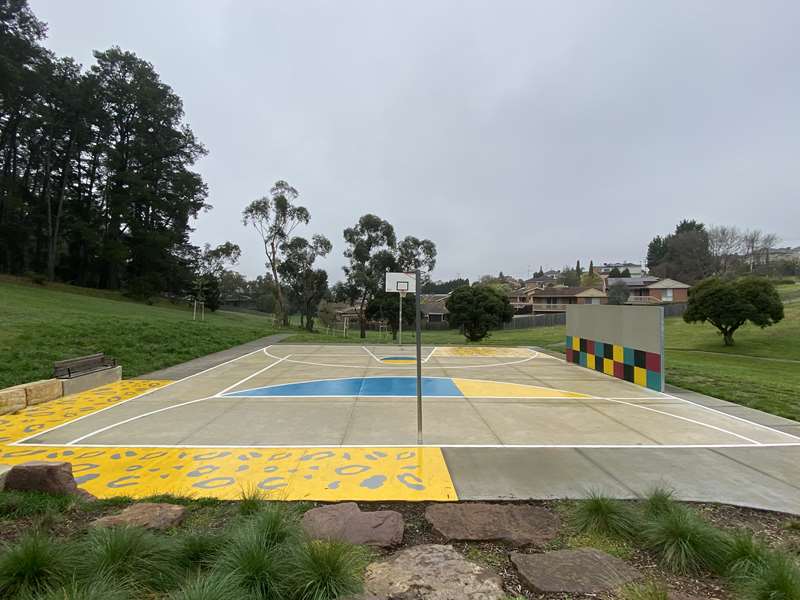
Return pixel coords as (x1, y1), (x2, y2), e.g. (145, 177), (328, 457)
(359, 294), (367, 338)
(723, 330), (735, 346)
(47, 133), (74, 281)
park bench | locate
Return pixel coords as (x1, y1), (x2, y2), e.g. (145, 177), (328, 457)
(54, 353), (117, 379)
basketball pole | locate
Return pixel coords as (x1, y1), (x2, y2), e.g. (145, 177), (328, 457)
(398, 291), (404, 347)
(415, 269), (423, 445)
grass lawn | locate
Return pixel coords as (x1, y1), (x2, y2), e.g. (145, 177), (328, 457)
(0, 277), (277, 389)
(285, 283), (800, 421)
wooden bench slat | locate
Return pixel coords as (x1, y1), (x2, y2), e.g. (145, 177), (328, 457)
(53, 353), (116, 379)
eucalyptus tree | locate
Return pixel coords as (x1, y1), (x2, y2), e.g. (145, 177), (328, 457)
(242, 180), (309, 325)
(343, 214), (436, 338)
(278, 235), (332, 331)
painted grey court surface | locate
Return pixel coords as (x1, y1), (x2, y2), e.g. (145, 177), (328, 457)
(14, 342), (800, 513)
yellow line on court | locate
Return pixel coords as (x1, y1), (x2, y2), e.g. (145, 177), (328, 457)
(452, 378), (590, 398)
(0, 380), (457, 501)
(435, 346), (533, 357)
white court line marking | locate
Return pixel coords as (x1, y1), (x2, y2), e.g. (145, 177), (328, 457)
(264, 349), (538, 370)
(11, 344), (277, 446)
(220, 373), (586, 400)
(361, 346), (381, 363)
(65, 396), (215, 446)
(423, 347), (438, 362)
(215, 352), (290, 396)
(64, 353), (293, 445)
(600, 398), (761, 445)
(658, 390), (800, 442)
(548, 347), (800, 443)
(21, 442), (800, 449)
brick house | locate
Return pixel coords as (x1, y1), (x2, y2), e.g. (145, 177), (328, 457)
(529, 286), (607, 312)
(605, 277), (690, 303)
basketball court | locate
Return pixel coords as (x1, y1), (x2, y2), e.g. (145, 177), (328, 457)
(14, 344), (798, 449)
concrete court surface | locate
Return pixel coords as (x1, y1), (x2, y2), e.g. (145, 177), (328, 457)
(11, 342), (800, 512)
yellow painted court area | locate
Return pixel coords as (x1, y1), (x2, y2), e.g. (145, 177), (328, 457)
(434, 346), (534, 357)
(452, 378), (590, 398)
(0, 381), (457, 501)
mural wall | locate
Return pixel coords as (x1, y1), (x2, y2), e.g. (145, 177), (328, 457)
(565, 305), (664, 392)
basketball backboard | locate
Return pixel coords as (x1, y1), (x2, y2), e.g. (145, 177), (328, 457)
(386, 272), (416, 293)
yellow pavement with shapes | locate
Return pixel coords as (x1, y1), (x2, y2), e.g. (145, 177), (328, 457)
(0, 381), (457, 501)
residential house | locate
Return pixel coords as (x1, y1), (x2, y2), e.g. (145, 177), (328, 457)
(529, 287), (607, 312)
(524, 270), (561, 289)
(605, 277), (690, 303)
(597, 262), (645, 277)
(419, 293), (450, 323)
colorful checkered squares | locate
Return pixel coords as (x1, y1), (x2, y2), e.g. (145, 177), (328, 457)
(565, 335), (663, 391)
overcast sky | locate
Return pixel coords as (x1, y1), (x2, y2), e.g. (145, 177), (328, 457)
(31, 1), (800, 282)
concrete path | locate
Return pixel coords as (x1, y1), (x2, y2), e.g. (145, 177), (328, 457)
(444, 446), (800, 514)
(138, 333), (291, 380)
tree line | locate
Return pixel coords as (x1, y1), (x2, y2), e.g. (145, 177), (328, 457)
(0, 1), (212, 298)
(647, 220), (794, 284)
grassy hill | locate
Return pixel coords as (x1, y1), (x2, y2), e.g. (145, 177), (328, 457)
(286, 283), (800, 421)
(0, 277), (277, 388)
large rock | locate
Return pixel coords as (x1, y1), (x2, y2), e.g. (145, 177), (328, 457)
(92, 503), (186, 530)
(0, 465), (11, 490)
(425, 502), (560, 546)
(3, 461), (94, 499)
(0, 386), (26, 415)
(359, 544), (505, 600)
(302, 502), (403, 548)
(511, 548), (641, 594)
(25, 379), (62, 406)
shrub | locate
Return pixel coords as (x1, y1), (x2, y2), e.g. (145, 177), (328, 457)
(0, 534), (75, 597)
(0, 490), (80, 519)
(239, 486), (268, 516)
(741, 553), (800, 600)
(247, 503), (302, 549)
(570, 492), (639, 539)
(619, 579), (670, 600)
(79, 526), (181, 591)
(724, 531), (771, 581)
(214, 528), (289, 600)
(167, 574), (241, 600)
(641, 505), (729, 574)
(642, 486), (675, 518)
(289, 540), (368, 600)
(175, 530), (228, 571)
(36, 575), (132, 600)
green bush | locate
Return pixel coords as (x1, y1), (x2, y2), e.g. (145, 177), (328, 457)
(174, 530), (228, 571)
(214, 528), (289, 600)
(570, 492), (640, 539)
(724, 532), (771, 581)
(238, 486), (268, 516)
(0, 490), (81, 519)
(741, 553), (800, 600)
(35, 575), (133, 600)
(166, 574), (241, 600)
(619, 579), (670, 600)
(641, 505), (729, 574)
(0, 534), (76, 597)
(642, 486), (675, 518)
(79, 526), (181, 591)
(289, 540), (369, 600)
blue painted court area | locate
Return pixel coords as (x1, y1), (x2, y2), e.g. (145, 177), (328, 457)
(224, 376), (462, 398)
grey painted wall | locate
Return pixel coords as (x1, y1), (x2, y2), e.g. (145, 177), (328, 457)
(566, 305), (663, 354)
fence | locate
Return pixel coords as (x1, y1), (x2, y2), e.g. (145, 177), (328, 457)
(501, 313), (566, 330)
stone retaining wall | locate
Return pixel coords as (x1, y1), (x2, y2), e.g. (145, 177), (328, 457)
(0, 367), (122, 415)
